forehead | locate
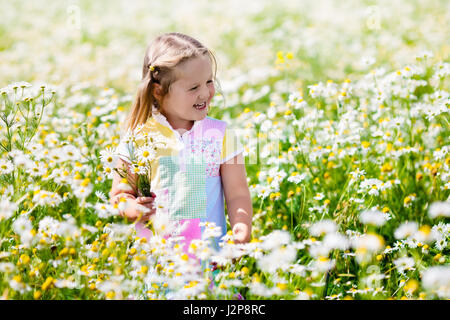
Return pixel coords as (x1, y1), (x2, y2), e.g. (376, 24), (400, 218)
(174, 55), (213, 84)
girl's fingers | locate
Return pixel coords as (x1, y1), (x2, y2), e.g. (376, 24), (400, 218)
(136, 196), (155, 203)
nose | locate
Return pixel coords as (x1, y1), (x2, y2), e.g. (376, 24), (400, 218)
(199, 85), (210, 101)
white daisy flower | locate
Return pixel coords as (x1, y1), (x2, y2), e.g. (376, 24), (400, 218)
(100, 147), (118, 169)
(359, 207), (388, 227)
(94, 202), (114, 219)
(0, 198), (17, 221)
(73, 185), (93, 200)
(394, 221), (419, 239)
(135, 145), (157, 165)
(309, 220), (337, 237)
(287, 172), (307, 184)
(428, 201), (450, 219)
(393, 256), (415, 275)
(0, 159), (14, 175)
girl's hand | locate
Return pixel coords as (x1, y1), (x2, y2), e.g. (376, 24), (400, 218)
(232, 222), (251, 244)
(126, 193), (157, 222)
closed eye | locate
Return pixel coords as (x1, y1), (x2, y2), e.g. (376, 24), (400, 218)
(190, 80), (214, 91)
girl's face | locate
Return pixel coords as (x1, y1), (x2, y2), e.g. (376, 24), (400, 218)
(156, 55), (215, 131)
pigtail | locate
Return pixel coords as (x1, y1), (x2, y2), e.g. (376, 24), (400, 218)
(121, 72), (155, 135)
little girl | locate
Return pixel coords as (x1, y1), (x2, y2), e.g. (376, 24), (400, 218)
(109, 32), (252, 255)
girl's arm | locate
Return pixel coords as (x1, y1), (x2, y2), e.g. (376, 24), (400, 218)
(220, 153), (253, 244)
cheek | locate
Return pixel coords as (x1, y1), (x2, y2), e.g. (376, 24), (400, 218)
(209, 86), (215, 98)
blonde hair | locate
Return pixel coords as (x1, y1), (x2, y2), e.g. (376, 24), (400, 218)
(122, 32), (219, 134)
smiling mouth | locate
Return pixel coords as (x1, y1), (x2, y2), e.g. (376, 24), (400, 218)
(193, 102), (207, 110)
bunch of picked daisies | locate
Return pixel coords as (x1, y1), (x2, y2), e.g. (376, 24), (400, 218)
(101, 123), (168, 198)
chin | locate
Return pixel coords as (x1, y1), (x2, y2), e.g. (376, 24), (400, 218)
(193, 111), (208, 121)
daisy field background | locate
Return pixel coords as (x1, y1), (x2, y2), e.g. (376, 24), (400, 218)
(0, 0), (449, 300)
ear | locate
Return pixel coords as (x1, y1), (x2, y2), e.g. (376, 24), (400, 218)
(152, 83), (163, 101)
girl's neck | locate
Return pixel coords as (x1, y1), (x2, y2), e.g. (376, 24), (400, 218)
(160, 111), (194, 133)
